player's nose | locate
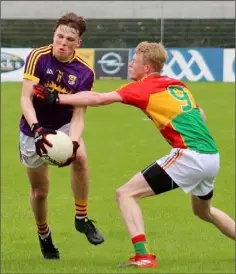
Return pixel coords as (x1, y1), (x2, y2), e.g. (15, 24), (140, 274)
(61, 39), (67, 46)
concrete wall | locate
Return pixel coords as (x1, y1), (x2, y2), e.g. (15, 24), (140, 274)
(1, 1), (235, 19)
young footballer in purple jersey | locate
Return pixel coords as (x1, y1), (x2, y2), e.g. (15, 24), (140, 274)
(19, 13), (104, 260)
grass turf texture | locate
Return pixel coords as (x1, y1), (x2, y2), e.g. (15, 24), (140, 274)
(1, 80), (235, 273)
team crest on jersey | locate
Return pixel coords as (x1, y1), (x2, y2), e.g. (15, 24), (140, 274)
(68, 75), (77, 85)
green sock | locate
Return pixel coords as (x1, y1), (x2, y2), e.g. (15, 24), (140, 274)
(132, 234), (149, 255)
(133, 242), (149, 255)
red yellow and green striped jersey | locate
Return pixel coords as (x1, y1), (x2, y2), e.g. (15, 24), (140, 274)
(117, 74), (218, 154)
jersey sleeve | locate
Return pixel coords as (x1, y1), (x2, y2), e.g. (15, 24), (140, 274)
(23, 49), (43, 83)
(79, 69), (95, 92)
(116, 81), (148, 109)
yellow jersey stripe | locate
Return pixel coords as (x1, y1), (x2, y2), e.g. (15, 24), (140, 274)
(30, 49), (51, 76)
(75, 56), (95, 90)
(23, 74), (40, 84)
(26, 46), (51, 75)
(76, 55), (89, 67)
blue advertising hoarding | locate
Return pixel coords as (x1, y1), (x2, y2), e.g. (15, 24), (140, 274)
(129, 48), (224, 82)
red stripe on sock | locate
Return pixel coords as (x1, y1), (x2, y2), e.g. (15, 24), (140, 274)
(75, 204), (87, 208)
(132, 234), (146, 244)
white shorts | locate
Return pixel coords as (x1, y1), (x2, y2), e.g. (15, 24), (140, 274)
(19, 123), (70, 168)
(157, 148), (220, 197)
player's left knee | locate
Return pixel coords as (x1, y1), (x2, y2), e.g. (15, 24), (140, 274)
(193, 208), (212, 222)
(196, 213), (213, 223)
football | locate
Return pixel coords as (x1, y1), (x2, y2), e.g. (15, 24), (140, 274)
(41, 130), (73, 166)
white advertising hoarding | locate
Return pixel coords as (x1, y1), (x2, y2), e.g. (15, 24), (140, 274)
(223, 49), (235, 82)
(1, 48), (33, 82)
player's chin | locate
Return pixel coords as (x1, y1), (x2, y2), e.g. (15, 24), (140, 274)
(55, 50), (66, 56)
(54, 51), (71, 61)
(129, 75), (137, 81)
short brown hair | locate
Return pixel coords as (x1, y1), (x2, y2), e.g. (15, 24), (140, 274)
(135, 41), (168, 72)
(55, 12), (87, 37)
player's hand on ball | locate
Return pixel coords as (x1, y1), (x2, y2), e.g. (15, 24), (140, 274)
(33, 84), (59, 104)
(58, 141), (79, 168)
(31, 123), (57, 157)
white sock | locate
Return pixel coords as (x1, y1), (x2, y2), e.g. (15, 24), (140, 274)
(39, 226), (50, 240)
(75, 215), (87, 220)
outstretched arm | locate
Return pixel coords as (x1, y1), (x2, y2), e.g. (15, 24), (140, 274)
(59, 91), (123, 107)
(33, 84), (124, 107)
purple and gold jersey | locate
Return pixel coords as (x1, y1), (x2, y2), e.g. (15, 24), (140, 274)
(20, 45), (95, 136)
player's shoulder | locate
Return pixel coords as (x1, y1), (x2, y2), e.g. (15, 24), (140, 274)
(116, 80), (138, 93)
(153, 75), (187, 88)
(74, 51), (95, 78)
(28, 44), (52, 57)
(27, 44), (52, 62)
(117, 82), (131, 91)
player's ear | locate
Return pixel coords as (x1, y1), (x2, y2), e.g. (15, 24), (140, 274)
(52, 32), (56, 42)
(77, 39), (82, 48)
(144, 64), (151, 73)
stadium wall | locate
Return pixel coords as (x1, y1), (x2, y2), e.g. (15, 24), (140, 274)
(1, 18), (235, 49)
(1, 48), (235, 82)
(1, 1), (235, 48)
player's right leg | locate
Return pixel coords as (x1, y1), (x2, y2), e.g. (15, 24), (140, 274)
(191, 194), (235, 240)
(161, 148), (235, 240)
(71, 138), (104, 245)
(19, 131), (59, 259)
(187, 152), (235, 240)
(58, 123), (104, 246)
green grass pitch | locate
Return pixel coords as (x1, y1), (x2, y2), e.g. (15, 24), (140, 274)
(1, 80), (235, 273)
